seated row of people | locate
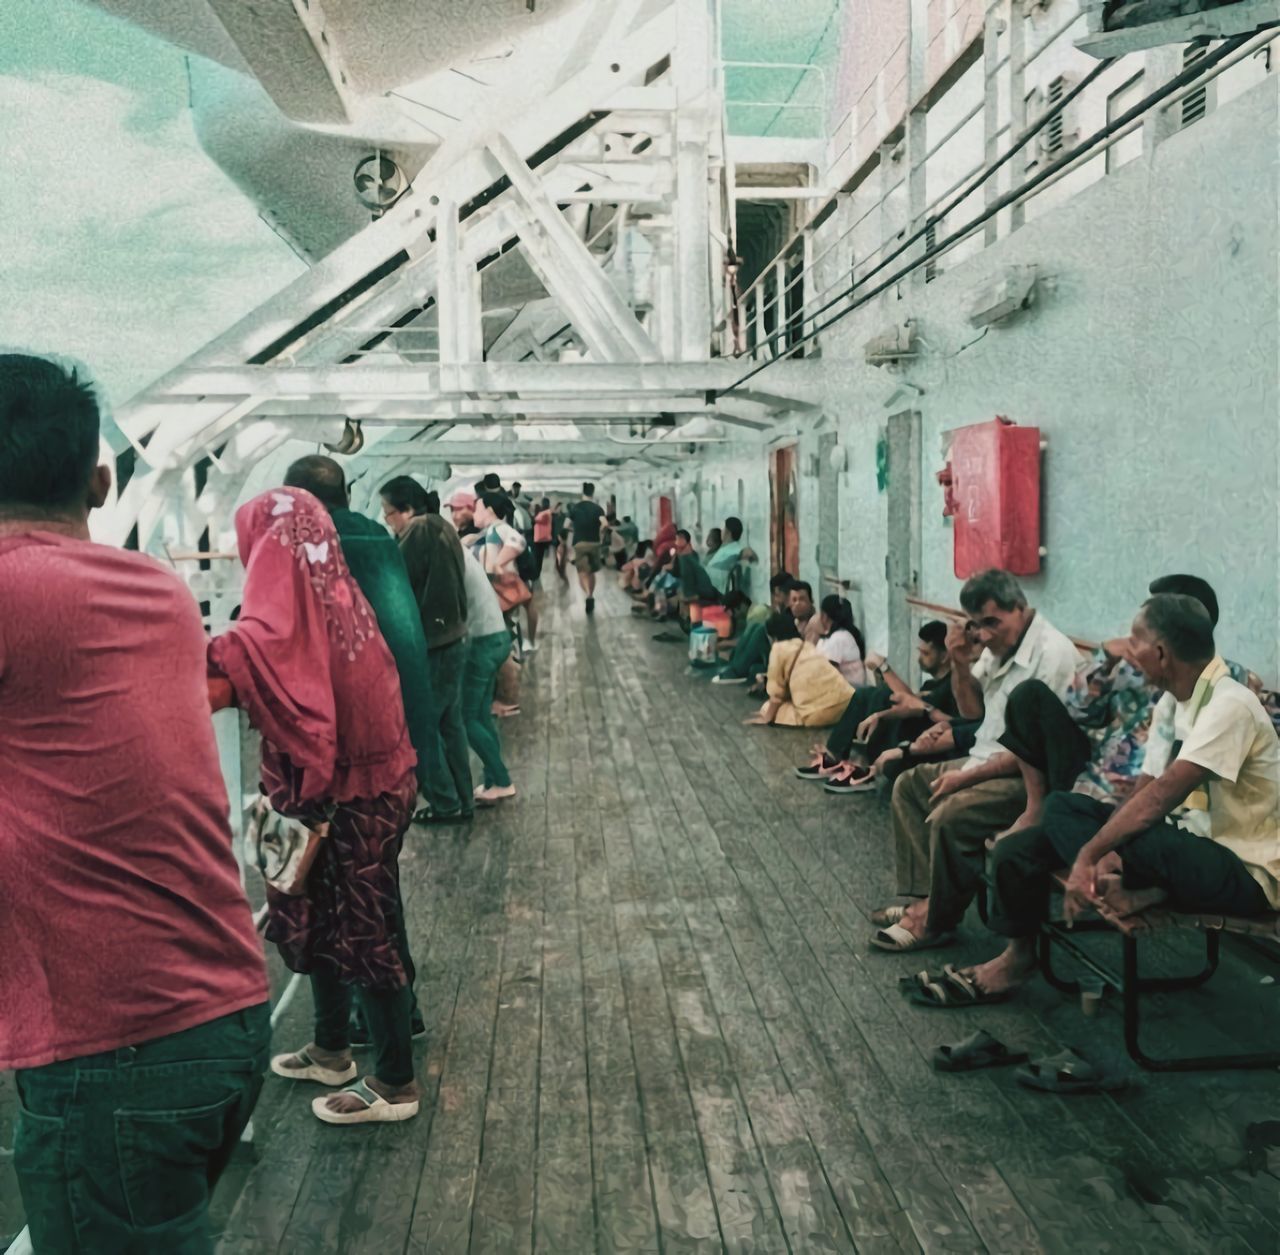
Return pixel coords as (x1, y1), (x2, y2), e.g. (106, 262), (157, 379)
(837, 569), (1278, 1009)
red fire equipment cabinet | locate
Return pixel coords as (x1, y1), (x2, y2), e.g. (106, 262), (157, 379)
(936, 417), (1043, 578)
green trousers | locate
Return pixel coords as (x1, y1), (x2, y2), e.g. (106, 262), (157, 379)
(14, 1003), (270, 1254)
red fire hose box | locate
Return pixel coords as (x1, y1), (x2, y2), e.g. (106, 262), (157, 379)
(936, 416), (1043, 578)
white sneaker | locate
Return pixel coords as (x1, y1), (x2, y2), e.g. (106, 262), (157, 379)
(710, 674), (746, 685)
(521, 640), (538, 654)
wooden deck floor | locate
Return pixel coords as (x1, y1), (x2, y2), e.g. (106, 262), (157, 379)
(3, 581), (1279, 1253)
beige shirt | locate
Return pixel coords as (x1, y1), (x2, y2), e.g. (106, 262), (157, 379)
(1144, 668), (1280, 909)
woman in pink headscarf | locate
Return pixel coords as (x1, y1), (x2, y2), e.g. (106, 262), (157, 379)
(208, 487), (421, 1126)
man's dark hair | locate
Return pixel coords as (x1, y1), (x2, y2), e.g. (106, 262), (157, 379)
(623, 514), (632, 522)
(425, 490), (440, 515)
(511, 481), (521, 495)
(1139, 594), (1215, 662)
(766, 610), (801, 642)
(479, 490), (514, 522)
(676, 528), (692, 544)
(918, 620), (948, 649)
(724, 516), (744, 541)
(380, 475), (432, 516)
(284, 454), (347, 511)
(0, 354), (100, 513)
(582, 481), (595, 497)
(540, 497), (551, 509)
(769, 570), (794, 592)
(787, 579), (813, 600)
(959, 568), (1026, 615)
(1149, 574), (1219, 627)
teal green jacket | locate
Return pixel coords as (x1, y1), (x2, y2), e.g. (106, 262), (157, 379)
(332, 508), (438, 793)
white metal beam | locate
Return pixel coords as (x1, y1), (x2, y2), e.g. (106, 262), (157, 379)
(488, 134), (661, 363)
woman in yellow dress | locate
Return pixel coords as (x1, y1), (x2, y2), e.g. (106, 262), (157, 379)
(744, 612), (854, 728)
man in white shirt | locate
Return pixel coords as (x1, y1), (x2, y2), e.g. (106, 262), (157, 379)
(910, 593), (1278, 1006)
(873, 569), (1079, 952)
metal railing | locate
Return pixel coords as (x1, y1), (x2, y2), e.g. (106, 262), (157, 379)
(734, 11), (1277, 363)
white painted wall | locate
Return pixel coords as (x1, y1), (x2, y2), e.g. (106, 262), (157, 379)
(620, 72), (1279, 681)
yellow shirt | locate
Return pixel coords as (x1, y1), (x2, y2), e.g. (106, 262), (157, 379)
(767, 639), (854, 728)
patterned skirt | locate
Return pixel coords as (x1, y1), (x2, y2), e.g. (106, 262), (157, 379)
(262, 765), (417, 990)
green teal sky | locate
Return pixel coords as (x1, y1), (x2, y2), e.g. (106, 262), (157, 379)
(0, 1), (842, 406)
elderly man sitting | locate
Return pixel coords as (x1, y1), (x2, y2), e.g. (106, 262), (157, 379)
(907, 593), (1279, 1006)
(871, 569), (1079, 953)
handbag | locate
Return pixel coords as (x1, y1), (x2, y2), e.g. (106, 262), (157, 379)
(491, 569), (533, 613)
(244, 794), (330, 897)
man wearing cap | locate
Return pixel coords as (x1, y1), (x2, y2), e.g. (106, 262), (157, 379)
(447, 487), (480, 540)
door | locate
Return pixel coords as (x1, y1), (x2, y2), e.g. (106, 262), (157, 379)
(769, 444), (800, 576)
(816, 431), (839, 590)
(657, 494), (674, 534)
(885, 411), (922, 685)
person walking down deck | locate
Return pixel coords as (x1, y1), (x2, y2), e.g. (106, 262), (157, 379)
(0, 353), (270, 1254)
(209, 488), (422, 1127)
(566, 480), (607, 615)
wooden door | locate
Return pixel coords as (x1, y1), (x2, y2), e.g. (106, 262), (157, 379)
(769, 445), (800, 577)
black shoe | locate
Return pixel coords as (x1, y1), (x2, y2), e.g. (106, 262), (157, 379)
(794, 754), (837, 780)
(585, 597), (595, 615)
(415, 807), (473, 825)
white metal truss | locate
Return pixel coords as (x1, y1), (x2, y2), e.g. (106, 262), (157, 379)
(97, 0), (820, 557)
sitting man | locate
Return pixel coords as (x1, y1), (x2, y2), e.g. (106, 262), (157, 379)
(706, 515), (758, 596)
(993, 573), (1248, 836)
(673, 528), (722, 612)
(710, 571), (795, 685)
(912, 593), (1279, 1006)
(789, 579), (822, 645)
(796, 620), (971, 793)
(871, 569), (1079, 952)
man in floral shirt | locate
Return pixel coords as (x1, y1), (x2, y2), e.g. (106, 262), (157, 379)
(993, 574), (1265, 835)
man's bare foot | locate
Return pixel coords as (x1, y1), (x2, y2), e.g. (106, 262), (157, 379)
(962, 943), (1038, 995)
(277, 1042), (352, 1074)
(1095, 873), (1167, 921)
(320, 1076), (422, 1115)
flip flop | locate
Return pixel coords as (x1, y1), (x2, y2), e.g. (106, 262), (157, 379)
(270, 1047), (357, 1087)
(908, 964), (1012, 1009)
(312, 1078), (421, 1125)
(869, 923), (957, 953)
(1015, 1047), (1129, 1094)
(870, 904), (908, 928)
(933, 1029), (1030, 1073)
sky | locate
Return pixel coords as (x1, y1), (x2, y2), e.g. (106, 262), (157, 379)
(0, 0), (842, 408)
(0, 0), (306, 407)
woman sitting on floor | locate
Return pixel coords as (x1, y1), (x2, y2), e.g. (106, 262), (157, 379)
(744, 612), (854, 728)
(815, 594), (867, 687)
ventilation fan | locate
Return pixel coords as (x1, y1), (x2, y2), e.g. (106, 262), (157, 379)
(354, 154), (408, 213)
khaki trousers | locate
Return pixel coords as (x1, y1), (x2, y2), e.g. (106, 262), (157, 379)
(891, 759), (1026, 933)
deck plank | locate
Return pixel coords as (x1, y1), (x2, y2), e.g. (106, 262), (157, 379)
(6, 583), (1279, 1255)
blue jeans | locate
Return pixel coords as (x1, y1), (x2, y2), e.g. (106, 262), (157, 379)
(463, 631), (514, 789)
(14, 1003), (270, 1254)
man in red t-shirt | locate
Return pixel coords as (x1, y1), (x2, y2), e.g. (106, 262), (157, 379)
(0, 354), (270, 1253)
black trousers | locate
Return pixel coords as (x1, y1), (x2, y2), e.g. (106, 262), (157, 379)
(997, 678), (1092, 791)
(312, 871), (416, 1087)
(989, 791), (1270, 938)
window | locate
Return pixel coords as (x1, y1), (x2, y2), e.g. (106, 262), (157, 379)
(1043, 76), (1070, 156)
(1105, 71), (1145, 173)
(1182, 40), (1210, 128)
(924, 220), (940, 282)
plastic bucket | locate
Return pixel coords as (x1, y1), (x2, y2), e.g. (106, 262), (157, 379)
(689, 625), (718, 666)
